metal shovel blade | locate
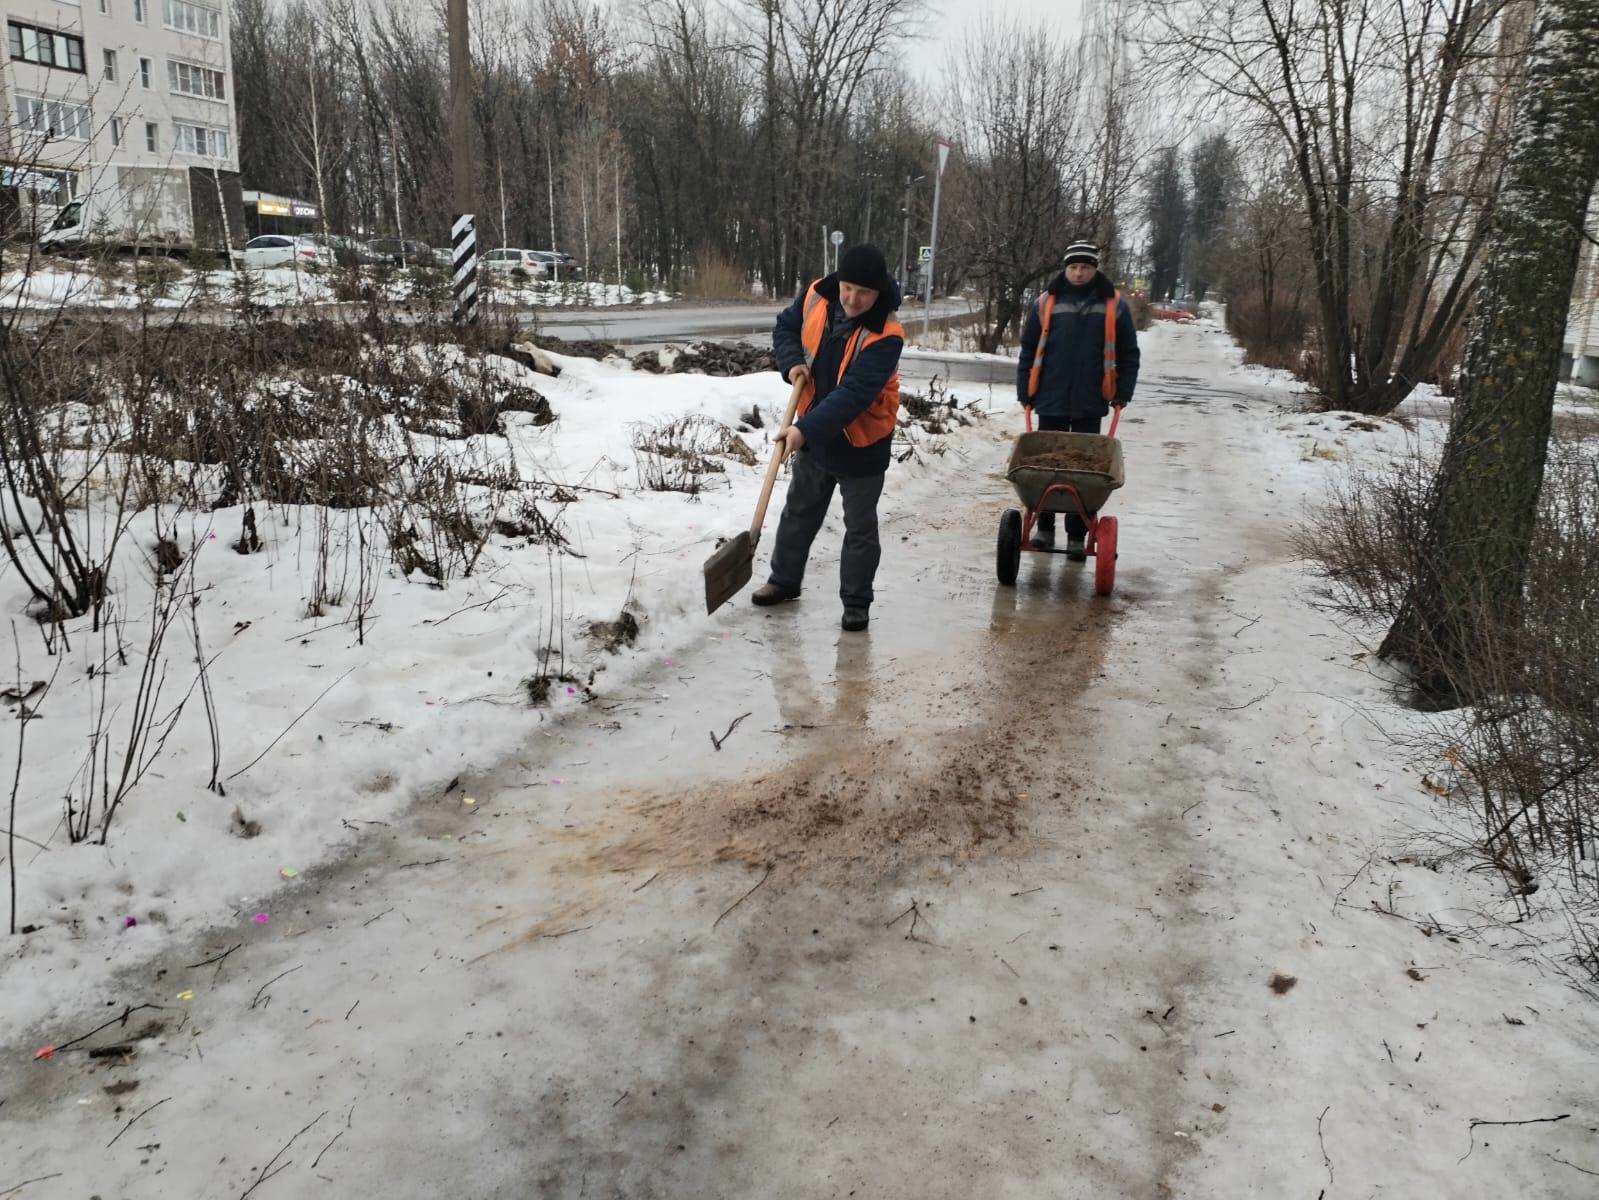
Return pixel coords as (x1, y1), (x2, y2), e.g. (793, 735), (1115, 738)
(703, 530), (755, 614)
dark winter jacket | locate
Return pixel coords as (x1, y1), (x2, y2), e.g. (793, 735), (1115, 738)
(1015, 270), (1141, 419)
(772, 274), (905, 478)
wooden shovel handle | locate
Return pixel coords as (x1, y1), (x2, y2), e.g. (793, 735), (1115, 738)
(749, 373), (807, 538)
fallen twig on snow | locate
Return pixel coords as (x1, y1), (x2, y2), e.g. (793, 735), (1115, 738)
(250, 965), (302, 1011)
(1461, 1113), (1570, 1163)
(185, 943), (242, 970)
(709, 712), (752, 751)
(1317, 1106), (1333, 1187)
(107, 1096), (171, 1148)
(239, 1111), (326, 1199)
(713, 864), (772, 928)
(50, 1003), (162, 1055)
(226, 667), (355, 783)
(0, 1173), (64, 1196)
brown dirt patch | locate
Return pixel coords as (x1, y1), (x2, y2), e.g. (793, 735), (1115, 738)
(550, 602), (1114, 889)
(1016, 445), (1117, 474)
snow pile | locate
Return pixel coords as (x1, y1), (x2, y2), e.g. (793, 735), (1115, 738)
(1, 262), (675, 312)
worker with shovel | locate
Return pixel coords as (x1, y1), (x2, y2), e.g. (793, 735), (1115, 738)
(751, 244), (905, 632)
(1016, 241), (1141, 558)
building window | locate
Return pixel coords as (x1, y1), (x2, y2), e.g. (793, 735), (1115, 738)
(134, 0), (146, 22)
(1, 166), (78, 207)
(111, 116), (124, 146)
(100, 0), (110, 14)
(140, 57), (152, 88)
(16, 95), (92, 141)
(164, 1), (221, 39)
(173, 120), (229, 159)
(7, 21), (87, 74)
(145, 122), (158, 152)
(167, 59), (224, 101)
(103, 49), (117, 82)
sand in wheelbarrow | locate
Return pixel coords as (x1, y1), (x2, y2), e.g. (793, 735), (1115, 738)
(1016, 444), (1115, 474)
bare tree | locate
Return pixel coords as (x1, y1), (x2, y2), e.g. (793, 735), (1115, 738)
(942, 17), (1124, 350)
(1150, 0), (1527, 413)
(1382, 0), (1599, 699)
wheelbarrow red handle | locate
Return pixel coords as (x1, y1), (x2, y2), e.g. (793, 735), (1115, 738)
(1023, 405), (1122, 436)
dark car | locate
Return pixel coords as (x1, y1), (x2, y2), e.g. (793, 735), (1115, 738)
(530, 250), (582, 280)
(304, 233), (387, 267)
(367, 238), (439, 267)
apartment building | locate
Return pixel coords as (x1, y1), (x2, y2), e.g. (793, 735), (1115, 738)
(1564, 189), (1599, 388)
(2, 0), (240, 246)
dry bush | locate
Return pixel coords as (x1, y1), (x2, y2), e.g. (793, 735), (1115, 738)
(900, 374), (977, 435)
(1225, 286), (1313, 375)
(681, 248), (748, 301)
(632, 415), (756, 494)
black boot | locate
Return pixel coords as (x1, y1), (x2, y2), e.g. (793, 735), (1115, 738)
(1066, 533), (1087, 562)
(841, 607), (869, 632)
(1031, 517), (1055, 551)
(752, 582), (800, 606)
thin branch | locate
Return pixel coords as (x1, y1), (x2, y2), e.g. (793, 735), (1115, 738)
(239, 1111), (327, 1200)
(226, 667), (355, 782)
(250, 965), (303, 1011)
(107, 1096), (171, 1148)
(713, 864), (772, 928)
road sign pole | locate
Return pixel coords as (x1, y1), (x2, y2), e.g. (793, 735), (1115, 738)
(921, 139), (950, 340)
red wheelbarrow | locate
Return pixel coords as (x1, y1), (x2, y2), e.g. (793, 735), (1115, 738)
(996, 407), (1124, 596)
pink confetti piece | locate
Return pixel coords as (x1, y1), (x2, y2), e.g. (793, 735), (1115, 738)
(34, 1045), (56, 1060)
(551, 778), (563, 785)
(252, 912), (270, 924)
(566, 686), (576, 695)
(665, 658), (674, 665)
(123, 916), (137, 929)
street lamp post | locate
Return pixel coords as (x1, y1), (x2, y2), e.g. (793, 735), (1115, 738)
(921, 139), (951, 340)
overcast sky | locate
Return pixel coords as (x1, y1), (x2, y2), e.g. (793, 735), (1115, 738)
(925, 0), (1087, 59)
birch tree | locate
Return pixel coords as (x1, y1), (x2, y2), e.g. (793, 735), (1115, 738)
(1381, 0), (1599, 700)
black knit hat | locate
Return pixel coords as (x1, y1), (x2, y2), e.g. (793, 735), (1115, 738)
(1064, 242), (1100, 267)
(837, 243), (892, 292)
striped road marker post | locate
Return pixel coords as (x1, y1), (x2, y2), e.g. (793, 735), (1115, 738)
(452, 213), (478, 324)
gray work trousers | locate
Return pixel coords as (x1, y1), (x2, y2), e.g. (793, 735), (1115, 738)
(767, 449), (885, 609)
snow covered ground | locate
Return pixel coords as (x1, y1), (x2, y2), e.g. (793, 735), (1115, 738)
(0, 260), (672, 311)
(2, 317), (1596, 1197)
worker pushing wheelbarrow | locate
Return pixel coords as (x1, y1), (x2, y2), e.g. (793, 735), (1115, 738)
(998, 407), (1125, 594)
(997, 241), (1140, 595)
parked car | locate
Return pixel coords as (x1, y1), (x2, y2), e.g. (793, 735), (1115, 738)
(367, 238), (441, 267)
(481, 248), (550, 277)
(240, 235), (334, 271)
(304, 233), (387, 267)
(530, 250), (582, 279)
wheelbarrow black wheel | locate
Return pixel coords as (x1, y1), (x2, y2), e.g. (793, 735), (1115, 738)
(997, 509), (1023, 586)
(1094, 516), (1118, 597)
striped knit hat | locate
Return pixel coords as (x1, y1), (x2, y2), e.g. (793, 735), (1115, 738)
(1064, 242), (1100, 267)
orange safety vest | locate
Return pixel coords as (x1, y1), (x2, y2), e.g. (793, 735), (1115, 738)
(1026, 288), (1121, 404)
(798, 283), (904, 448)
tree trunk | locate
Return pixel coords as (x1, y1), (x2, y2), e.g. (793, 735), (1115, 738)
(1382, 0), (1599, 702)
